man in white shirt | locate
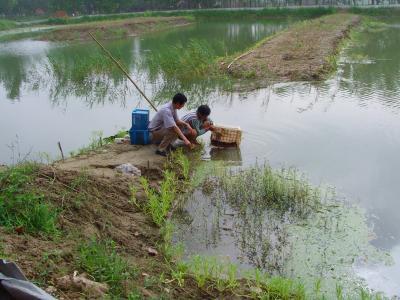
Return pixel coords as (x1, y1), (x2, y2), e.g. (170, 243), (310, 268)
(148, 93), (194, 156)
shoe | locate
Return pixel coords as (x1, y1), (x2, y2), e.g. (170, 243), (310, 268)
(155, 150), (167, 157)
(167, 144), (177, 152)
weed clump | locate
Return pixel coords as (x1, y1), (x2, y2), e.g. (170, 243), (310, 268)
(140, 170), (176, 226)
(165, 148), (191, 181)
(0, 163), (59, 236)
(219, 164), (324, 217)
(78, 239), (138, 296)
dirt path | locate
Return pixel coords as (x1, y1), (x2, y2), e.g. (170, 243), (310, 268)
(55, 143), (165, 177)
(42, 16), (192, 41)
(225, 13), (360, 83)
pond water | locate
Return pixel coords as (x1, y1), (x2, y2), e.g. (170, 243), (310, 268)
(173, 22), (400, 297)
(0, 19), (289, 163)
(1, 18), (400, 298)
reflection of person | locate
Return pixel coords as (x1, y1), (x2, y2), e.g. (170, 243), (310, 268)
(181, 105), (215, 144)
(149, 93), (193, 156)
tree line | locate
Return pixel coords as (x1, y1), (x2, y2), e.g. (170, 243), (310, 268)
(1, 0), (398, 17)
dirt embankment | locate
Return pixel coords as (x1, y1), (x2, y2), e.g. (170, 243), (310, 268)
(42, 16), (192, 41)
(0, 144), (208, 299)
(225, 13), (360, 83)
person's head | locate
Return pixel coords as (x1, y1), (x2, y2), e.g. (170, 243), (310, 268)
(172, 93), (187, 109)
(196, 104), (211, 121)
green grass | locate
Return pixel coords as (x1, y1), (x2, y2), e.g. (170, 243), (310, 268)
(0, 19), (18, 31)
(140, 170), (176, 226)
(165, 148), (191, 181)
(45, 7), (335, 25)
(78, 239), (138, 296)
(146, 39), (218, 83)
(188, 255), (306, 298)
(349, 7), (400, 17)
(0, 163), (59, 236)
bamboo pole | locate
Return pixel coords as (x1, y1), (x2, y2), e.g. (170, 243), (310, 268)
(89, 32), (158, 112)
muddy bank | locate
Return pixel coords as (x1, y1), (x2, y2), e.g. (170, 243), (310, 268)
(0, 144), (169, 298)
(224, 13), (360, 83)
(41, 16), (192, 41)
(0, 144), (204, 299)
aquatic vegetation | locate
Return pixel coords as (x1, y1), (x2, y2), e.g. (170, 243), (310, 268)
(219, 164), (324, 217)
(0, 163), (59, 236)
(78, 239), (138, 296)
(146, 39), (217, 83)
(161, 222), (185, 262)
(173, 159), (395, 298)
(188, 256), (234, 291)
(187, 254), (306, 297)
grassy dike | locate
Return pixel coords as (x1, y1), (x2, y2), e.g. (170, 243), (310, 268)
(45, 7), (336, 25)
(0, 7), (333, 42)
(223, 13), (360, 83)
(41, 16), (193, 42)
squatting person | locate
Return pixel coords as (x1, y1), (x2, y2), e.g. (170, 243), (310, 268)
(148, 93), (193, 156)
(181, 104), (215, 144)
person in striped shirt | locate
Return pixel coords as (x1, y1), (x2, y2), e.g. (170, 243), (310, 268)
(181, 104), (214, 144)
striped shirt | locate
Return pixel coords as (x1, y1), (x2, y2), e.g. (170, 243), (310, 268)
(182, 111), (212, 136)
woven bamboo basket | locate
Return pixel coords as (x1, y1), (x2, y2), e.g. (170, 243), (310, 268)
(211, 124), (242, 147)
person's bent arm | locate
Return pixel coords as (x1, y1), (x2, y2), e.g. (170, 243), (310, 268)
(176, 119), (191, 130)
(173, 125), (192, 147)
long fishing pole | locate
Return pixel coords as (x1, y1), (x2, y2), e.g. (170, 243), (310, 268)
(89, 32), (158, 112)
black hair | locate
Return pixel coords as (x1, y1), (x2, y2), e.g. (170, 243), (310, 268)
(197, 104), (211, 117)
(172, 93), (187, 105)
